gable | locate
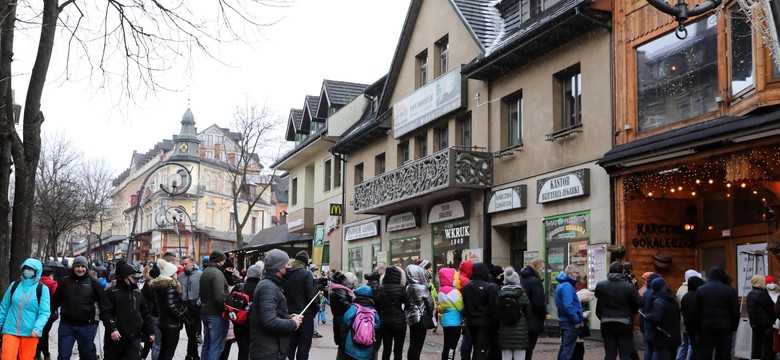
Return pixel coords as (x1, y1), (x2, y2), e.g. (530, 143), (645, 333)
(285, 109), (304, 141)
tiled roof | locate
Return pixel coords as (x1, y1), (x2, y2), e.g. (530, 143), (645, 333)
(113, 139), (174, 186)
(291, 109), (304, 131)
(305, 95), (320, 119)
(451, 0), (502, 50)
(322, 80), (369, 108)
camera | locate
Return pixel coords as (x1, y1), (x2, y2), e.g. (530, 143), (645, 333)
(623, 262), (637, 286)
(314, 276), (329, 292)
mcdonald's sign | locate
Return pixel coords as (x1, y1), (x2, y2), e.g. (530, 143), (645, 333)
(330, 203), (343, 216)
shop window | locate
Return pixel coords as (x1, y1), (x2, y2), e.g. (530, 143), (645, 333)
(348, 247), (364, 285)
(702, 190), (729, 229)
(458, 113), (472, 148)
(433, 219), (470, 272)
(324, 159), (332, 192)
(733, 186), (768, 226)
(322, 240), (330, 265)
(417, 50), (429, 88)
(371, 243), (381, 271)
(390, 236), (421, 267)
(730, 6), (754, 96)
(554, 64), (582, 130)
(636, 15), (718, 131)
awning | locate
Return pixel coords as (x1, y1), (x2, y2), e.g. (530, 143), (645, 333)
(227, 224), (312, 254)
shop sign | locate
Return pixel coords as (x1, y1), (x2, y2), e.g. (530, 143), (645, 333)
(345, 221), (379, 241)
(387, 211), (417, 232)
(329, 203), (343, 216)
(544, 211), (590, 242)
(428, 200), (465, 224)
(630, 223), (694, 249)
(537, 169), (590, 204)
(287, 218), (304, 231)
(487, 186), (527, 213)
(393, 66), (464, 138)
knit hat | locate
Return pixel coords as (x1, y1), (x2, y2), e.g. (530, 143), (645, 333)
(503, 266), (521, 285)
(684, 269), (702, 282)
(309, 263), (319, 271)
(767, 275), (776, 284)
(609, 262), (624, 274)
(264, 249), (290, 272)
(157, 258), (178, 278)
(224, 258), (234, 269)
(294, 251), (309, 264)
(247, 261), (265, 279)
(209, 250), (226, 264)
(489, 265), (504, 279)
(651, 277), (667, 292)
(72, 256), (88, 268)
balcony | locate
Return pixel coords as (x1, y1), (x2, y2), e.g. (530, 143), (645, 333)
(354, 147), (492, 214)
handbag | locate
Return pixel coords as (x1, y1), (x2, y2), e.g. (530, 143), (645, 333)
(420, 312), (436, 329)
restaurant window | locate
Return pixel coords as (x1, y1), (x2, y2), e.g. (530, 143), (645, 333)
(730, 6), (754, 96)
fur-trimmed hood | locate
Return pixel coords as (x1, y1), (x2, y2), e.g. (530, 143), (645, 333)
(149, 277), (181, 293)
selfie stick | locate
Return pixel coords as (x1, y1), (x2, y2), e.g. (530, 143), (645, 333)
(299, 291), (323, 316)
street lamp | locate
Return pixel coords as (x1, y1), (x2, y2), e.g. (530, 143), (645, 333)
(645, 0), (722, 39)
(156, 205), (196, 260)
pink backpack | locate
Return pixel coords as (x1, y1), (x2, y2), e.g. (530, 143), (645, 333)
(351, 304), (376, 346)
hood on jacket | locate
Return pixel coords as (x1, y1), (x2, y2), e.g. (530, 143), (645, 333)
(555, 271), (576, 284)
(646, 273), (661, 288)
(459, 260), (474, 279)
(471, 263), (490, 282)
(406, 264), (428, 285)
(687, 276), (705, 291)
(439, 267), (457, 288)
(291, 259), (307, 270)
(247, 261), (264, 279)
(149, 277), (180, 291)
(707, 266), (731, 284)
(21, 258), (43, 279)
(381, 266), (406, 286)
(354, 285), (372, 298)
(519, 265), (542, 280)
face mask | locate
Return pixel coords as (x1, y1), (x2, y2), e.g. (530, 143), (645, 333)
(22, 269), (35, 279)
(768, 283), (777, 290)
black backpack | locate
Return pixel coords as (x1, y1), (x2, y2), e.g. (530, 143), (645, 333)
(497, 293), (523, 324)
(10, 281), (43, 305)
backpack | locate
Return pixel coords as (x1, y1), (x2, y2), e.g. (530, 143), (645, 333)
(497, 294), (523, 325)
(10, 281), (43, 305)
(222, 284), (251, 325)
(351, 303), (377, 346)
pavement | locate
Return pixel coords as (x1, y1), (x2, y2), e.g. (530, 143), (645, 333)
(46, 308), (609, 360)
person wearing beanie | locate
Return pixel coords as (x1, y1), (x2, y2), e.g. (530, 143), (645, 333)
(283, 248), (318, 358)
(519, 258), (546, 360)
(234, 260), (264, 360)
(594, 262), (640, 360)
(343, 285), (380, 360)
(747, 274), (775, 360)
(140, 263), (161, 360)
(494, 267), (532, 360)
(178, 255), (203, 360)
(644, 277), (681, 360)
(695, 266), (739, 360)
(462, 262), (499, 360)
(150, 258), (188, 360)
(249, 250), (302, 360)
(640, 272), (661, 360)
(101, 261), (155, 359)
(199, 250), (230, 360)
(676, 269), (701, 360)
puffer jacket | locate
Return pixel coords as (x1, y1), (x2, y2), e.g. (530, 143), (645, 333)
(641, 273), (661, 339)
(329, 273), (355, 346)
(376, 266), (407, 325)
(594, 272), (640, 322)
(249, 271), (298, 360)
(0, 258), (51, 336)
(695, 267), (739, 333)
(150, 277), (188, 330)
(554, 272), (583, 324)
(437, 268), (463, 328)
(458, 260), (474, 289)
(344, 286), (381, 360)
(747, 286), (775, 329)
(645, 283), (681, 350)
(519, 265), (546, 335)
(53, 268), (105, 325)
(101, 279), (154, 341)
(461, 263), (498, 327)
(405, 264), (434, 326)
(496, 285), (532, 350)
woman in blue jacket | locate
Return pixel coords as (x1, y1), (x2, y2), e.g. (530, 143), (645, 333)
(0, 258), (51, 360)
(343, 285), (381, 360)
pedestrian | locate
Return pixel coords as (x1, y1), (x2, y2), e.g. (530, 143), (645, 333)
(518, 258), (546, 360)
(235, 261), (263, 360)
(223, 258), (239, 287)
(93, 260), (109, 280)
(249, 249), (303, 360)
(101, 261), (155, 360)
(140, 263), (161, 360)
(0, 258), (51, 360)
(150, 258), (189, 360)
(462, 262), (499, 360)
(675, 269), (700, 360)
(554, 265), (585, 360)
(747, 274), (775, 360)
(179, 255), (203, 360)
(638, 272), (653, 297)
(343, 285), (381, 360)
(437, 267), (463, 360)
(594, 262), (640, 360)
(640, 272), (661, 360)
(679, 275), (704, 360)
(695, 266), (739, 360)
(644, 277), (680, 360)
(330, 271), (357, 359)
(310, 264), (324, 339)
(199, 250), (230, 360)
(52, 255), (106, 360)
(36, 267), (58, 360)
(284, 251), (318, 360)
(405, 264), (435, 360)
(496, 267), (532, 360)
(375, 265), (407, 360)
(364, 263), (386, 356)
(458, 260), (475, 360)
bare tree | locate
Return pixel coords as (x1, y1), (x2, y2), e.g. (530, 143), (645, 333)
(0, 0), (289, 288)
(80, 158), (114, 263)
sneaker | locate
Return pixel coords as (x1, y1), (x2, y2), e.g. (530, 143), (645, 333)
(321, 320), (326, 324)
(312, 332), (323, 338)
(196, 333), (203, 345)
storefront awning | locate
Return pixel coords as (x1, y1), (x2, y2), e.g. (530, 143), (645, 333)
(227, 224), (312, 254)
(598, 106), (780, 172)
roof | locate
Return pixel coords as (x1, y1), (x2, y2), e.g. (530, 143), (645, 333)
(113, 139), (174, 186)
(451, 0), (501, 50)
(330, 98), (385, 154)
(285, 109), (305, 141)
(305, 95), (321, 122)
(273, 174), (289, 204)
(318, 80), (370, 117)
(239, 224), (313, 252)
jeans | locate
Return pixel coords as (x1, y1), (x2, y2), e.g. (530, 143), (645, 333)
(201, 315), (229, 360)
(319, 309), (327, 323)
(287, 313), (314, 360)
(557, 321), (579, 360)
(676, 332), (690, 360)
(441, 326), (461, 360)
(58, 322), (98, 360)
(601, 322), (634, 360)
(381, 322), (406, 360)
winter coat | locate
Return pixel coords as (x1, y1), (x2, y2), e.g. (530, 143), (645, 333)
(437, 268), (463, 328)
(93, 264), (109, 280)
(695, 267), (739, 333)
(747, 286), (775, 329)
(645, 287), (681, 350)
(0, 258), (51, 337)
(150, 277), (188, 330)
(330, 276), (355, 346)
(376, 266), (407, 326)
(496, 285), (532, 350)
(53, 269), (105, 325)
(461, 263), (499, 328)
(343, 286), (381, 360)
(519, 265), (546, 335)
(249, 272), (298, 360)
(405, 264), (435, 327)
(284, 260), (318, 318)
(199, 263), (229, 316)
(680, 276), (704, 336)
(641, 273), (661, 339)
(101, 280), (154, 341)
(179, 267), (202, 303)
(554, 272), (583, 324)
(594, 273), (640, 323)
(458, 260), (474, 289)
(39, 276), (58, 319)
(141, 281), (158, 317)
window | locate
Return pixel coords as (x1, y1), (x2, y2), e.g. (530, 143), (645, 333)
(555, 64), (582, 130)
(459, 113), (472, 148)
(636, 15), (718, 131)
(375, 153), (386, 175)
(504, 95), (523, 147)
(730, 6), (754, 96)
(251, 216), (257, 234)
(398, 142), (410, 166)
(436, 125), (448, 151)
(291, 178), (298, 206)
(530, 0), (542, 17)
(205, 150), (213, 159)
(334, 160), (342, 188)
(229, 212), (236, 230)
(417, 134), (428, 158)
(324, 159), (332, 192)
(417, 50), (428, 88)
(437, 36), (449, 76)
(355, 163), (364, 184)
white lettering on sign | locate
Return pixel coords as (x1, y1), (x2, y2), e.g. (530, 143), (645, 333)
(428, 200), (465, 224)
(537, 169), (590, 204)
(345, 221), (379, 241)
(487, 186), (526, 213)
(387, 212), (417, 232)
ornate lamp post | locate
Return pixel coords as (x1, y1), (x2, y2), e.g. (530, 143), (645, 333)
(645, 0), (722, 39)
(156, 205), (196, 260)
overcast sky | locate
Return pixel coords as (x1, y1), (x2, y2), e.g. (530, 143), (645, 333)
(16, 0), (410, 175)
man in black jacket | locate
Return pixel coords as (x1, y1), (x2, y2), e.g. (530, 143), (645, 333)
(519, 258), (546, 360)
(284, 251), (318, 360)
(461, 262), (499, 360)
(594, 262), (641, 360)
(250, 249), (302, 360)
(53, 255), (106, 360)
(695, 266), (739, 360)
(101, 261), (155, 360)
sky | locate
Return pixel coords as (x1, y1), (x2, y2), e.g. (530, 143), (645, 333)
(13, 0), (411, 175)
